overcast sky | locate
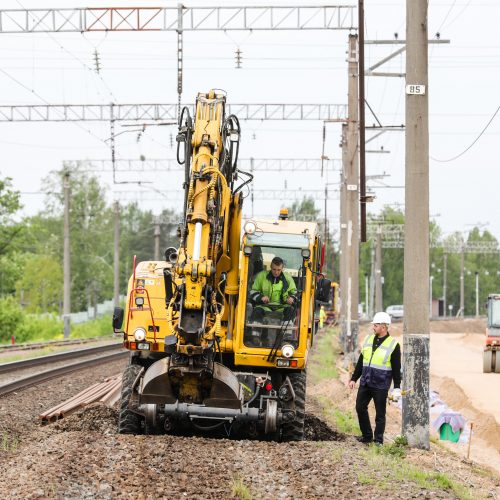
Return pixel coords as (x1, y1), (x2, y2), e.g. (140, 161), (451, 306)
(1, 0), (499, 242)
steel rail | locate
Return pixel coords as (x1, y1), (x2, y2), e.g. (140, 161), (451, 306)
(40, 375), (122, 424)
(0, 342), (123, 374)
(0, 351), (128, 397)
(0, 335), (115, 352)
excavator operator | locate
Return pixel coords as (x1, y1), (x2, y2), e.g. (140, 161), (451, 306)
(249, 256), (297, 323)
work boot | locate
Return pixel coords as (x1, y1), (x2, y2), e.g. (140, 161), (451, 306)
(356, 436), (373, 444)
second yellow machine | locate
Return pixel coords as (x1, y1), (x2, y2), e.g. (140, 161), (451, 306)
(113, 90), (331, 440)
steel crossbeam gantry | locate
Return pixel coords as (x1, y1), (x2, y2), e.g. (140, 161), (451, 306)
(113, 188), (339, 202)
(367, 225), (500, 252)
(0, 6), (355, 33)
(0, 103), (347, 122)
(71, 158), (341, 172)
(381, 241), (500, 252)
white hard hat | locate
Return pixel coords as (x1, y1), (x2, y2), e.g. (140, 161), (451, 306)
(372, 311), (391, 325)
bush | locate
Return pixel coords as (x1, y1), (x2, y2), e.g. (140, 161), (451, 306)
(0, 297), (114, 344)
(71, 315), (114, 339)
(17, 314), (63, 343)
(0, 296), (25, 344)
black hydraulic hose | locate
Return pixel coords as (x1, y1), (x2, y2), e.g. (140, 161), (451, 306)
(190, 419), (227, 431)
(221, 114), (240, 189)
(176, 106), (191, 165)
(225, 114), (240, 172)
(214, 334), (223, 365)
(244, 383), (261, 407)
(233, 168), (254, 195)
(176, 106), (193, 221)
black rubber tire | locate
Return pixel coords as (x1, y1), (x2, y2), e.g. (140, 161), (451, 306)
(483, 350), (492, 373)
(495, 352), (500, 373)
(281, 372), (306, 441)
(118, 364), (142, 434)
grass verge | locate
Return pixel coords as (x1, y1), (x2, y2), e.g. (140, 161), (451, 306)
(309, 325), (339, 383)
(231, 476), (252, 500)
(361, 445), (474, 500)
(317, 395), (360, 435)
(1, 432), (19, 452)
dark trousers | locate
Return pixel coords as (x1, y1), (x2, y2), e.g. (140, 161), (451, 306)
(355, 384), (388, 443)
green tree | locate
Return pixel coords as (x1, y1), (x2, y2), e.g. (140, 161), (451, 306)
(41, 163), (114, 312)
(0, 175), (23, 258)
(0, 176), (24, 297)
(288, 196), (338, 279)
(16, 255), (63, 313)
(119, 203), (180, 291)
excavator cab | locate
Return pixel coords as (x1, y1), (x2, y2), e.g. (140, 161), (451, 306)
(244, 244), (302, 349)
(233, 219), (320, 374)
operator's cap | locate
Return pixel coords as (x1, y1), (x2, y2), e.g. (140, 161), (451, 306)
(372, 311), (391, 325)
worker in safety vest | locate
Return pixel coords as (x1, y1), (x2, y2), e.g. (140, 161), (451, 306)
(249, 256), (297, 323)
(348, 311), (401, 445)
(319, 305), (326, 329)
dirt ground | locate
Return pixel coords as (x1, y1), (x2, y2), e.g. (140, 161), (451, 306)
(358, 318), (500, 474)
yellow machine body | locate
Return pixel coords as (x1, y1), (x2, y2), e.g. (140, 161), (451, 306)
(117, 91), (330, 439)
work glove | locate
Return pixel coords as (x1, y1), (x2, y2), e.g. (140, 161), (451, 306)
(390, 388), (402, 402)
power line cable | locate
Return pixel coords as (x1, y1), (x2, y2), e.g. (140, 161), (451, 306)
(15, 0), (117, 103)
(0, 67), (108, 146)
(431, 104), (500, 163)
(442, 0), (473, 31)
(436, 0), (458, 35)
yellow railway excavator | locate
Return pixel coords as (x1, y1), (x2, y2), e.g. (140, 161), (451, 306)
(112, 90), (331, 440)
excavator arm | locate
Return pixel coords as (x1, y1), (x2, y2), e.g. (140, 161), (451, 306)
(161, 90), (243, 403)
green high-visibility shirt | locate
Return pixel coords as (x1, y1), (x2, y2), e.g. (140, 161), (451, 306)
(252, 270), (296, 306)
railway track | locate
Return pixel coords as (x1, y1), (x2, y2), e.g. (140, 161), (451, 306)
(0, 347), (128, 397)
(0, 335), (116, 352)
(0, 342), (122, 374)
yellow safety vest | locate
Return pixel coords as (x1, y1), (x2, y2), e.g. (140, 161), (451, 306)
(360, 334), (398, 390)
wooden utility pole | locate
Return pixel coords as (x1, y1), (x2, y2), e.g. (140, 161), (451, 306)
(113, 201), (120, 308)
(459, 247), (465, 317)
(340, 33), (360, 363)
(403, 0), (430, 449)
(340, 123), (347, 351)
(374, 227), (383, 312)
(358, 0), (367, 242)
(63, 172), (71, 339)
(154, 217), (161, 261)
(443, 253), (447, 317)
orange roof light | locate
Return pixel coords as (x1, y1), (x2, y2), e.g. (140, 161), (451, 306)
(279, 208), (289, 220)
